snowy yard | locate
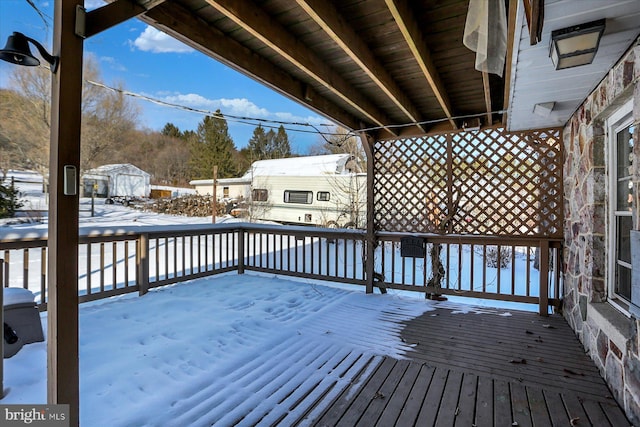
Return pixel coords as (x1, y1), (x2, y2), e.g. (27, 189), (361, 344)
(0, 272), (498, 426)
(1, 170), (547, 425)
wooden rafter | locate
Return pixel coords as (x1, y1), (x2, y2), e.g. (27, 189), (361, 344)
(384, 0), (457, 129)
(482, 72), (492, 126)
(141, 2), (362, 133)
(84, 0), (163, 39)
(295, 0), (424, 133)
(503, 0), (518, 125)
(523, 0), (544, 45)
(203, 0), (397, 136)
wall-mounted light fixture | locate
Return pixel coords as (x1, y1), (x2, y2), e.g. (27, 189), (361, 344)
(549, 19), (605, 70)
(0, 32), (59, 73)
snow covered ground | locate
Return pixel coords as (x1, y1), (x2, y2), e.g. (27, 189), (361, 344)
(2, 170), (537, 425)
(3, 271), (508, 426)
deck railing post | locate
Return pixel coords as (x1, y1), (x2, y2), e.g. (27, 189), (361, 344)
(137, 233), (150, 296)
(1, 259), (4, 398)
(361, 132), (375, 294)
(238, 227), (245, 274)
(539, 239), (550, 316)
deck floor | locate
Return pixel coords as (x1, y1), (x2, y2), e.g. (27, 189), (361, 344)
(302, 304), (629, 427)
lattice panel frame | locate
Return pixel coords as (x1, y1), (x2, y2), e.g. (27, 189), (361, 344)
(373, 128), (563, 237)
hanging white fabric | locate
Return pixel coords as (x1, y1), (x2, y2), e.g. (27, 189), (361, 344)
(463, 0), (508, 77)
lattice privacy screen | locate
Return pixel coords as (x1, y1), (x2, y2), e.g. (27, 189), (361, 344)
(373, 128), (562, 237)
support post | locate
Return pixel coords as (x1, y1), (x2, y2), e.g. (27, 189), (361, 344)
(212, 165), (218, 224)
(238, 228), (245, 274)
(539, 239), (549, 316)
(48, 2), (84, 424)
(137, 233), (150, 296)
(360, 132), (376, 294)
(1, 259), (4, 398)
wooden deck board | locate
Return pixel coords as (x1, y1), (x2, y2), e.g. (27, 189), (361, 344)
(527, 386), (551, 426)
(335, 356), (396, 426)
(399, 307), (611, 399)
(475, 375), (494, 425)
(374, 360), (421, 427)
(303, 305), (630, 427)
(454, 373), (477, 426)
(355, 359), (409, 426)
(434, 369), (462, 427)
(394, 364), (435, 426)
(414, 366), (448, 426)
(511, 382), (533, 427)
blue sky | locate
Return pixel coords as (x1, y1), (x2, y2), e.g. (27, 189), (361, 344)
(0, 0), (333, 153)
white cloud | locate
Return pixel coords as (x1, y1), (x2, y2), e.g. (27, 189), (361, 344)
(155, 92), (325, 126)
(273, 111), (329, 126)
(132, 26), (193, 54)
(218, 98), (270, 118)
(100, 56), (127, 72)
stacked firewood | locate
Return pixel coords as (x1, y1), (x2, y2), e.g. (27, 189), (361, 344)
(148, 195), (227, 217)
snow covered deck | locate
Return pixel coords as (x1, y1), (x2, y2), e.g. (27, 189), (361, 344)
(2, 273), (627, 426)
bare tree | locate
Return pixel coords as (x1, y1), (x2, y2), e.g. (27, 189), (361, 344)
(4, 55), (139, 174)
(307, 126), (366, 172)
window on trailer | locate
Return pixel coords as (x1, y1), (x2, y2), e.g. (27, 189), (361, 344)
(284, 190), (313, 204)
(252, 189), (269, 202)
(317, 191), (330, 201)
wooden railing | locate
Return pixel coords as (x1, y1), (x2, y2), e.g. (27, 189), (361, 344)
(240, 224), (367, 286)
(0, 224), (562, 314)
(375, 233), (562, 310)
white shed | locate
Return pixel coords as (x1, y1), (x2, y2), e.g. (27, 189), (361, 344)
(82, 164), (151, 198)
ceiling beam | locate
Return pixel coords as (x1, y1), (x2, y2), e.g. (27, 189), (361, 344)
(141, 1), (363, 132)
(384, 0), (457, 129)
(295, 0), (424, 133)
(204, 0), (397, 137)
(84, 0), (162, 39)
(482, 72), (492, 126)
(503, 0), (519, 126)
(522, 0), (544, 45)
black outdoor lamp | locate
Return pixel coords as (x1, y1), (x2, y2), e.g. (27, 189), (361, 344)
(0, 31), (59, 73)
(549, 19), (606, 70)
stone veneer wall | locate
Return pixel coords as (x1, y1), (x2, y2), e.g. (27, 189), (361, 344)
(563, 38), (640, 423)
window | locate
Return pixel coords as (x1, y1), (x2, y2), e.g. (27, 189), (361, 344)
(223, 186), (229, 198)
(608, 99), (634, 313)
(252, 188), (268, 202)
(317, 191), (330, 201)
(284, 190), (313, 204)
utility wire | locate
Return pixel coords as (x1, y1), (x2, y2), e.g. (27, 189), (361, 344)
(85, 79), (341, 136)
(25, 0), (51, 32)
(85, 79), (507, 147)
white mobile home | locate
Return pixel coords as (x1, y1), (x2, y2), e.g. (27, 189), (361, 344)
(187, 154), (367, 227)
(246, 154), (366, 228)
(250, 173), (366, 227)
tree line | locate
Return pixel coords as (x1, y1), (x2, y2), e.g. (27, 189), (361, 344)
(0, 55), (362, 187)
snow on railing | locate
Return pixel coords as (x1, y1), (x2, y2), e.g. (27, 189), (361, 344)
(0, 224), (562, 313)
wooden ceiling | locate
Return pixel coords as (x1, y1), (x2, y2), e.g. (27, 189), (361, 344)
(100, 0), (508, 140)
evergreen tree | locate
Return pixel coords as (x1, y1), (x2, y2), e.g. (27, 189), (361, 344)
(273, 125), (292, 158)
(0, 179), (23, 218)
(265, 129), (277, 158)
(189, 111), (237, 179)
(246, 125), (269, 162)
(161, 123), (182, 138)
(246, 124), (291, 161)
